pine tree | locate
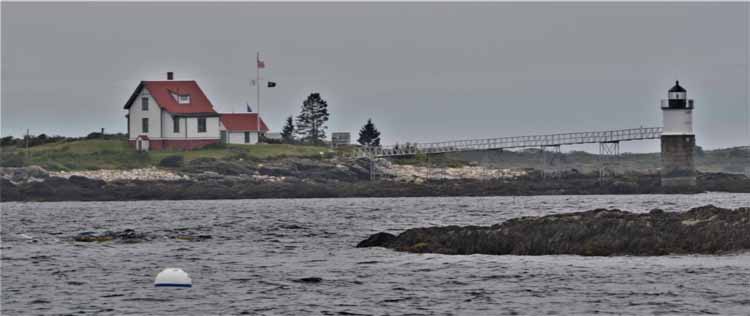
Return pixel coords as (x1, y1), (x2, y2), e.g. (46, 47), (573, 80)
(295, 93), (330, 144)
(357, 118), (381, 147)
(281, 116), (295, 143)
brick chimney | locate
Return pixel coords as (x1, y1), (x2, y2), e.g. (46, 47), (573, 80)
(167, 72), (174, 80)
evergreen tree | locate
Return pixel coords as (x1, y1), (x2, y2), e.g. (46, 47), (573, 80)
(281, 116), (295, 143)
(295, 93), (330, 144)
(357, 118), (381, 147)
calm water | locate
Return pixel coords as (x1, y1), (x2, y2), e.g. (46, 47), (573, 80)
(2, 193), (750, 315)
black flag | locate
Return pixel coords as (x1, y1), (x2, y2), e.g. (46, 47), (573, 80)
(267, 81), (277, 88)
(246, 103), (252, 112)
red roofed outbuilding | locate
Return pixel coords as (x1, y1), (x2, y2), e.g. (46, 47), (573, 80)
(219, 113), (269, 144)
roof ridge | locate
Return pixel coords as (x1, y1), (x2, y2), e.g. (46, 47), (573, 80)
(143, 80), (197, 83)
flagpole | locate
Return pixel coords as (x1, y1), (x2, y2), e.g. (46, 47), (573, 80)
(256, 52), (262, 144)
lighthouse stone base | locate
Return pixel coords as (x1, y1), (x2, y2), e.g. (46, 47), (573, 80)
(660, 135), (696, 187)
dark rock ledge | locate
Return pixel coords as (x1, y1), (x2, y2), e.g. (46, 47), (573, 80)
(357, 205), (750, 256)
(73, 229), (212, 243)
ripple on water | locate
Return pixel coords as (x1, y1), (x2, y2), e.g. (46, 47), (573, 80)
(1, 193), (749, 315)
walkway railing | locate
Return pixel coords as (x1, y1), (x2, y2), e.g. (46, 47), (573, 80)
(355, 127), (663, 158)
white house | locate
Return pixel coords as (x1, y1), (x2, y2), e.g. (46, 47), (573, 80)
(123, 72), (269, 150)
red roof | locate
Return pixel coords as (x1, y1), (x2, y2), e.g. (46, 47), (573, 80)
(220, 113), (269, 132)
(124, 81), (218, 115)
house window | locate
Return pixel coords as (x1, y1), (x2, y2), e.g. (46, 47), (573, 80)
(142, 118), (149, 133)
(141, 97), (149, 111)
(197, 118), (206, 133)
(173, 117), (180, 133)
(244, 132), (250, 143)
(178, 95), (190, 104)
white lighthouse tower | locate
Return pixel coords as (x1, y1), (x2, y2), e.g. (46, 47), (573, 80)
(660, 81), (696, 187)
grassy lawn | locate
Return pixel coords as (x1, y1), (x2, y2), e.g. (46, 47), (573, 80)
(1, 139), (339, 171)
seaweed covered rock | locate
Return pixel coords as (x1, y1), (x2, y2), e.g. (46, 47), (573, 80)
(74, 229), (151, 243)
(356, 232), (397, 248)
(73, 228), (213, 243)
(358, 205), (750, 256)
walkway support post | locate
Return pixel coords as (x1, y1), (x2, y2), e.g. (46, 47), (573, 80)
(598, 141), (620, 179)
(369, 158), (374, 181)
(541, 145), (561, 178)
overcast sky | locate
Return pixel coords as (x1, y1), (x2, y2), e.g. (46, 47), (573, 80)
(2, 2), (749, 152)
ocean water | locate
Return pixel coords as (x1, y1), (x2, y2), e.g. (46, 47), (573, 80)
(2, 193), (750, 315)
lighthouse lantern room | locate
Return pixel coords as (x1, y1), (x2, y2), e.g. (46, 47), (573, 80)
(661, 81), (694, 135)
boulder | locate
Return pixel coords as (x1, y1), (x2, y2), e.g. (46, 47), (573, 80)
(17, 180), (56, 200)
(0, 166), (49, 183)
(0, 179), (21, 201)
(25, 166), (50, 179)
(68, 175), (105, 189)
(159, 155), (185, 168)
(292, 277), (323, 283)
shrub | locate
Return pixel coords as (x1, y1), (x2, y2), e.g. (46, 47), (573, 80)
(1, 136), (15, 146)
(225, 147), (249, 160)
(159, 155), (184, 168)
(262, 138), (284, 144)
(203, 142), (227, 150)
(0, 153), (24, 167)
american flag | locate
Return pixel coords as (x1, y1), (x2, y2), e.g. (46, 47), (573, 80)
(257, 56), (265, 69)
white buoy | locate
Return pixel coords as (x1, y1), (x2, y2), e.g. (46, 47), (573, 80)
(154, 268), (192, 288)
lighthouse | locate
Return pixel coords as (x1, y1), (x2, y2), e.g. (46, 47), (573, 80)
(660, 81), (696, 187)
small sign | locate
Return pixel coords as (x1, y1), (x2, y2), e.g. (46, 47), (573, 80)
(331, 132), (351, 147)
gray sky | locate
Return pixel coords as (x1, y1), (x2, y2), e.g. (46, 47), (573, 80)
(2, 2), (749, 152)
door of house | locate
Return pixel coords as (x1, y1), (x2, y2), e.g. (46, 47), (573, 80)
(220, 131), (227, 144)
(136, 138), (149, 152)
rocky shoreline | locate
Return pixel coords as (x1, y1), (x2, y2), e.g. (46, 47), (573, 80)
(51, 167), (188, 182)
(357, 205), (750, 256)
(2, 164), (750, 202)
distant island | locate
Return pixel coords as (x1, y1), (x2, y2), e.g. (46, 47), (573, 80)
(1, 134), (749, 202)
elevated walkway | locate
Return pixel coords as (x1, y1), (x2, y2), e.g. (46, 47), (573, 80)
(355, 127), (663, 158)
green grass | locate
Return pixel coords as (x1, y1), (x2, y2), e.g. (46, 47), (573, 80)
(390, 147), (749, 175)
(1, 139), (336, 171)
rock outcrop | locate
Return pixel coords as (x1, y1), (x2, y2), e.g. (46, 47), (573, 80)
(0, 166), (49, 183)
(373, 159), (528, 183)
(357, 205), (750, 256)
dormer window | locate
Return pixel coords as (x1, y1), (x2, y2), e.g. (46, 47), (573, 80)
(170, 91), (191, 104)
(178, 94), (191, 104)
